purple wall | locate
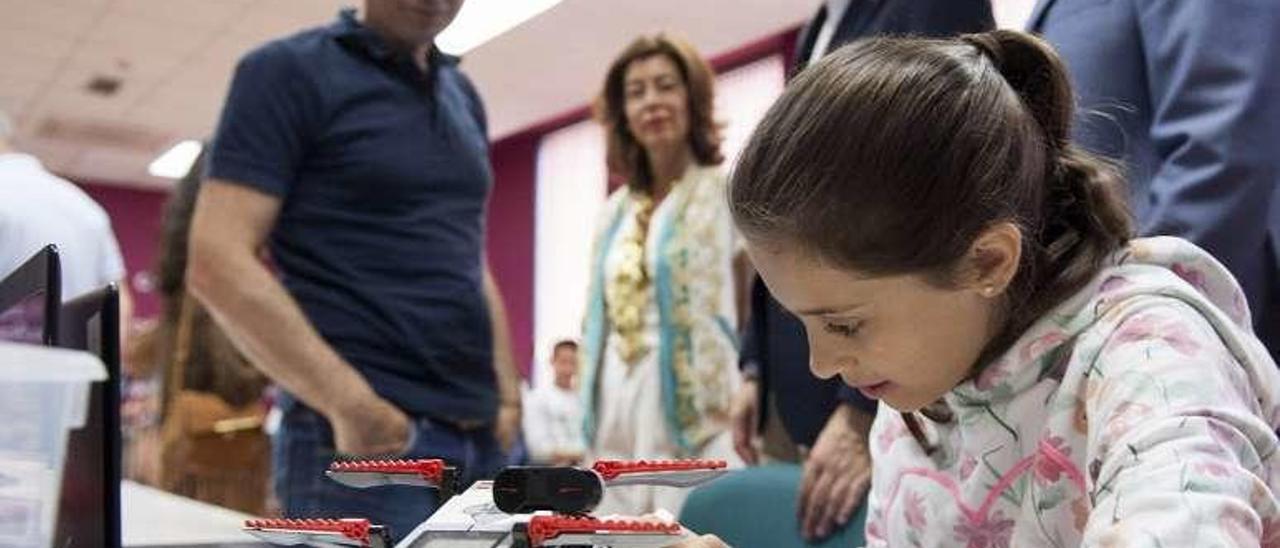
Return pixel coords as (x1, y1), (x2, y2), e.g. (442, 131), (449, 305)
(77, 181), (169, 321)
(487, 133), (537, 377)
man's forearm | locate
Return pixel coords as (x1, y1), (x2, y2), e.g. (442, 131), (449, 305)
(484, 267), (521, 408)
(187, 247), (376, 419)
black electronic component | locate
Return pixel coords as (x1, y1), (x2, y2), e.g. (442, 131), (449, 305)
(492, 467), (604, 515)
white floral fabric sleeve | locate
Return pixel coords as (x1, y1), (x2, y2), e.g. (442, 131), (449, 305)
(1081, 299), (1280, 546)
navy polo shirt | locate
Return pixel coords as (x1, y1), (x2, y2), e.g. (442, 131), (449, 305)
(207, 10), (496, 422)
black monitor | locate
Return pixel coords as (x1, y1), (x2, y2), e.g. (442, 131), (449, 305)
(54, 284), (121, 548)
(0, 245), (61, 346)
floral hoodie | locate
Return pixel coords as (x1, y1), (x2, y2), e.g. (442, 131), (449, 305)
(865, 237), (1280, 547)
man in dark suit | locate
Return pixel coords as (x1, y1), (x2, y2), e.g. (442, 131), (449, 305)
(794, 0), (994, 72)
(729, 0), (994, 541)
(1029, 0), (1280, 360)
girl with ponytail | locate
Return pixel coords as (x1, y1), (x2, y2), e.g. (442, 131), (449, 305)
(681, 30), (1280, 547)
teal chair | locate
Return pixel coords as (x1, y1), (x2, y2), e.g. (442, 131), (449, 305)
(680, 464), (867, 547)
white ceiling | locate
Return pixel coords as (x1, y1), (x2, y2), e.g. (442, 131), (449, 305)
(0, 0), (813, 189)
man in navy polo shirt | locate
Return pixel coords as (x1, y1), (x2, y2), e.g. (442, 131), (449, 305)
(187, 0), (521, 538)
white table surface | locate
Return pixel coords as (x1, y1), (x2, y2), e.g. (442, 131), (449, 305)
(121, 480), (263, 547)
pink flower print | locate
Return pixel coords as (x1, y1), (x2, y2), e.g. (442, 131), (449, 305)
(1172, 263), (1210, 294)
(1020, 331), (1068, 366)
(1260, 513), (1280, 548)
(1221, 503), (1264, 548)
(1102, 401), (1153, 446)
(904, 490), (928, 529)
(1208, 416), (1245, 453)
(974, 359), (1011, 391)
(1111, 312), (1201, 356)
(866, 508), (885, 542)
(878, 418), (909, 453)
(1099, 275), (1131, 294)
(1111, 313), (1158, 345)
(1194, 460), (1231, 478)
(959, 454), (978, 481)
(953, 509), (1015, 548)
(1034, 436), (1073, 485)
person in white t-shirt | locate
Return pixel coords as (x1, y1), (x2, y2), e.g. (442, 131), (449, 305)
(0, 109), (129, 315)
(522, 340), (585, 466)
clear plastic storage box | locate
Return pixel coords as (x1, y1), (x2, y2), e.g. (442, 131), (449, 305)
(0, 342), (105, 548)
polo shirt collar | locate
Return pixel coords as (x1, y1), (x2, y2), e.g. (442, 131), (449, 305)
(330, 8), (459, 70)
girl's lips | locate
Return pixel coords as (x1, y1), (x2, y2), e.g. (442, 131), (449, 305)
(855, 380), (892, 399)
(640, 119), (670, 131)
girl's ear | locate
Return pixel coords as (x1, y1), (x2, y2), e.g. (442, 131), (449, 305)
(961, 222), (1022, 298)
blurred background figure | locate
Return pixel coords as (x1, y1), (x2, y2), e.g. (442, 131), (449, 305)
(123, 149), (271, 515)
(0, 108), (132, 336)
(1029, 0), (1280, 362)
(729, 0), (994, 542)
(581, 33), (746, 516)
(121, 317), (163, 485)
(522, 339), (585, 466)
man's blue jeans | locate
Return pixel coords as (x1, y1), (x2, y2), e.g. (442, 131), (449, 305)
(273, 404), (504, 543)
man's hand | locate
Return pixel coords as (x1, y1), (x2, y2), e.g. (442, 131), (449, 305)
(495, 402), (521, 453)
(730, 378), (761, 465)
(798, 403), (873, 541)
(329, 394), (412, 456)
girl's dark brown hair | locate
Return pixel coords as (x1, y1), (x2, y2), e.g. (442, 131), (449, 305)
(595, 33), (723, 192)
(729, 30), (1133, 432)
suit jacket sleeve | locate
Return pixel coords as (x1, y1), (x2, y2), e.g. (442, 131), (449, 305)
(914, 0), (995, 36)
(1134, 0), (1280, 313)
(739, 277), (769, 433)
(738, 276), (766, 375)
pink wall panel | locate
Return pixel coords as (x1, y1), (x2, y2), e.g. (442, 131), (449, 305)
(487, 133), (538, 378)
(76, 181), (169, 321)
